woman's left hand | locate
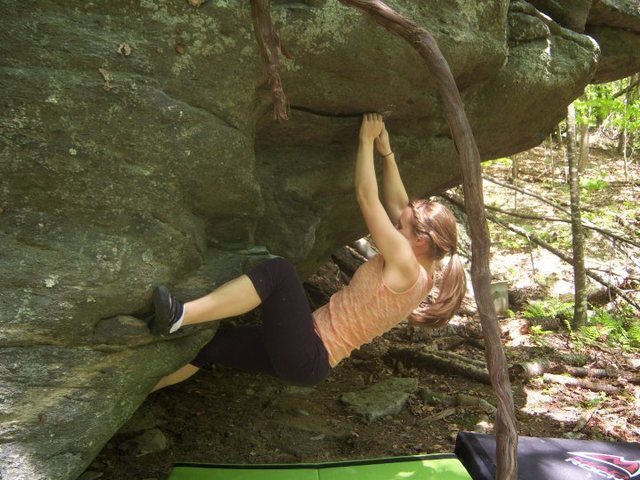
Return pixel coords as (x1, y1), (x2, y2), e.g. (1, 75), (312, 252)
(359, 113), (384, 142)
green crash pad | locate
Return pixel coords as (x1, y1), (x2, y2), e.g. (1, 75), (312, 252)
(169, 454), (472, 480)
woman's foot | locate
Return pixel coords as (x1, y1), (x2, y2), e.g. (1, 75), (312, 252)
(151, 285), (185, 335)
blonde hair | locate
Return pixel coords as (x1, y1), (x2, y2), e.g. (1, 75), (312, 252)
(407, 200), (467, 328)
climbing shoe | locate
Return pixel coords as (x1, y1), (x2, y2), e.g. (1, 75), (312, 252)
(151, 285), (185, 335)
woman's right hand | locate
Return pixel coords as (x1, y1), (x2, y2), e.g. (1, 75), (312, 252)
(375, 125), (392, 156)
(359, 113), (384, 143)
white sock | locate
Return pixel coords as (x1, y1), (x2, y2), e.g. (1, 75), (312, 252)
(169, 306), (186, 334)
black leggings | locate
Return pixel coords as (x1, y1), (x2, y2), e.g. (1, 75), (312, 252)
(190, 257), (331, 386)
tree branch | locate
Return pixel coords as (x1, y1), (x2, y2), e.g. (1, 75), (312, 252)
(390, 347), (491, 384)
(483, 173), (639, 248)
(251, 0), (289, 120)
(442, 192), (640, 313)
(338, 2), (518, 478)
(482, 199), (640, 250)
(542, 373), (620, 394)
(483, 173), (574, 215)
(612, 78), (640, 99)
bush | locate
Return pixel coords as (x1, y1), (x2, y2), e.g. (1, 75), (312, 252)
(577, 307), (640, 351)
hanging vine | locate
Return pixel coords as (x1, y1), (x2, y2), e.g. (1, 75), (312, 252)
(250, 1), (518, 477)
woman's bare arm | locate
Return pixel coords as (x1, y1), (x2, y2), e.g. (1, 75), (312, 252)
(375, 126), (409, 224)
(355, 114), (418, 289)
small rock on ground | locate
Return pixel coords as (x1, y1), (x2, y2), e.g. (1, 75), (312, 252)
(340, 377), (419, 422)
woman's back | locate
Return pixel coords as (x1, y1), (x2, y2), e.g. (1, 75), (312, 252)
(313, 254), (431, 367)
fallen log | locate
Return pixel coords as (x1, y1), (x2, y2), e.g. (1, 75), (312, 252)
(483, 173), (575, 215)
(331, 245), (367, 278)
(418, 407), (457, 426)
(389, 347), (491, 384)
(564, 366), (619, 379)
(512, 360), (619, 381)
(542, 373), (619, 394)
(420, 387), (496, 414)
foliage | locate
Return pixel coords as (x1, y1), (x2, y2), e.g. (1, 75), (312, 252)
(524, 299), (574, 325)
(581, 391), (607, 409)
(489, 224), (529, 251)
(537, 225), (573, 250)
(580, 177), (609, 192)
(576, 307), (640, 352)
(562, 352), (590, 368)
(574, 75), (640, 150)
(484, 157), (512, 167)
(528, 324), (554, 347)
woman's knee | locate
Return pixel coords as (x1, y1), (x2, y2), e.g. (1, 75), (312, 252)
(273, 358), (330, 387)
(266, 257), (296, 279)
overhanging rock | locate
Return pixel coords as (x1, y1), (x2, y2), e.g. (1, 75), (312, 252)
(0, 1), (638, 478)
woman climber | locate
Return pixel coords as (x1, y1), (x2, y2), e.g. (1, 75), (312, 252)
(150, 113), (467, 391)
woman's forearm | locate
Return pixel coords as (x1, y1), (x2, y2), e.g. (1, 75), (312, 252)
(375, 124), (409, 219)
(355, 139), (379, 203)
(382, 153), (409, 219)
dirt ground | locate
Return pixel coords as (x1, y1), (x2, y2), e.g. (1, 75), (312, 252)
(90, 145), (640, 480)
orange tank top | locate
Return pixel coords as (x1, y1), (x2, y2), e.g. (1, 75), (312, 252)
(313, 254), (432, 367)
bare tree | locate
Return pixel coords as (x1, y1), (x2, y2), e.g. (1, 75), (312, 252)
(578, 119), (590, 173)
(614, 74), (639, 174)
(566, 103), (588, 328)
(511, 153), (520, 181)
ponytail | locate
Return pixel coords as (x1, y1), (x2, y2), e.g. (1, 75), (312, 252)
(408, 252), (466, 328)
(406, 200), (467, 328)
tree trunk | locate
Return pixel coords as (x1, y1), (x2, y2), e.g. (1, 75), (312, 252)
(337, 2), (518, 478)
(578, 122), (590, 173)
(567, 105), (588, 328)
(556, 122), (567, 182)
(628, 74), (639, 155)
(545, 135), (556, 182)
(250, 0), (289, 120)
(621, 76), (635, 182)
(555, 123), (563, 147)
(511, 153), (519, 181)
(617, 128), (626, 155)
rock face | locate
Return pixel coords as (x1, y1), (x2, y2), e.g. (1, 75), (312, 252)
(529, 0), (640, 82)
(0, 1), (638, 478)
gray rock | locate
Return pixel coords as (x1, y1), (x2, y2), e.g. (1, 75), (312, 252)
(117, 406), (163, 436)
(527, 0), (593, 32)
(587, 0), (640, 82)
(340, 377), (419, 422)
(283, 386), (317, 396)
(0, 1), (639, 478)
(119, 428), (169, 456)
(587, 25), (640, 83)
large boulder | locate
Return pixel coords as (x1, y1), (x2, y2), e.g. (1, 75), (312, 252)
(587, 0), (640, 82)
(0, 1), (638, 478)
